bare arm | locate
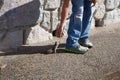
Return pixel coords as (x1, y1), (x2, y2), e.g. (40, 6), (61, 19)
(56, 0), (70, 37)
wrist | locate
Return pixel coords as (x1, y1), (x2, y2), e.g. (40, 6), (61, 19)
(58, 25), (64, 30)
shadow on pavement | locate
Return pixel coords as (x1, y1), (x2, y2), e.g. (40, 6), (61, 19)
(0, 43), (66, 56)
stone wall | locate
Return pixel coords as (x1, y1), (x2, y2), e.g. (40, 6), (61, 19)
(0, 0), (120, 50)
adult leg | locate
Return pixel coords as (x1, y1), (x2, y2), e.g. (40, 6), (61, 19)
(66, 0), (84, 48)
(80, 0), (92, 40)
(65, 0), (88, 53)
(78, 0), (93, 48)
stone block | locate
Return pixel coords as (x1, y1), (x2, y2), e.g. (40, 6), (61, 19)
(44, 0), (60, 10)
(105, 0), (115, 10)
(94, 3), (105, 20)
(103, 9), (120, 25)
(114, 0), (120, 8)
(41, 11), (51, 31)
(25, 25), (53, 44)
(51, 10), (59, 31)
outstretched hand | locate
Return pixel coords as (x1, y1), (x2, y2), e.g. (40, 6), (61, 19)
(55, 27), (64, 38)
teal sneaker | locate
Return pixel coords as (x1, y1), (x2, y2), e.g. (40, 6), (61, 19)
(64, 45), (89, 54)
(79, 39), (93, 48)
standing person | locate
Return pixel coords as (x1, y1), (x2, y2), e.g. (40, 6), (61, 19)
(56, 0), (98, 54)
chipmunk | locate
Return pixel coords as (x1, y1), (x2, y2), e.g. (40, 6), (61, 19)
(47, 30), (60, 54)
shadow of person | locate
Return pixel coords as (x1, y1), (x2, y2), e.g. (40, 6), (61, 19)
(0, 43), (66, 56)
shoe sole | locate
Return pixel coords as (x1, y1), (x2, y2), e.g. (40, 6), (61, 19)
(64, 48), (88, 54)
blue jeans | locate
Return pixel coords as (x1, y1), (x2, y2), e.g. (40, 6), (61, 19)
(66, 0), (92, 48)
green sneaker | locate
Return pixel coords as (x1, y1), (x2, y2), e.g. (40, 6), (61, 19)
(79, 39), (93, 48)
(64, 45), (89, 54)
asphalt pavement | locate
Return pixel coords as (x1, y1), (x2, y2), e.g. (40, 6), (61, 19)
(0, 24), (120, 80)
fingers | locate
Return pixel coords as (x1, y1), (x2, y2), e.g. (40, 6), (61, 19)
(55, 29), (64, 38)
(56, 32), (64, 38)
